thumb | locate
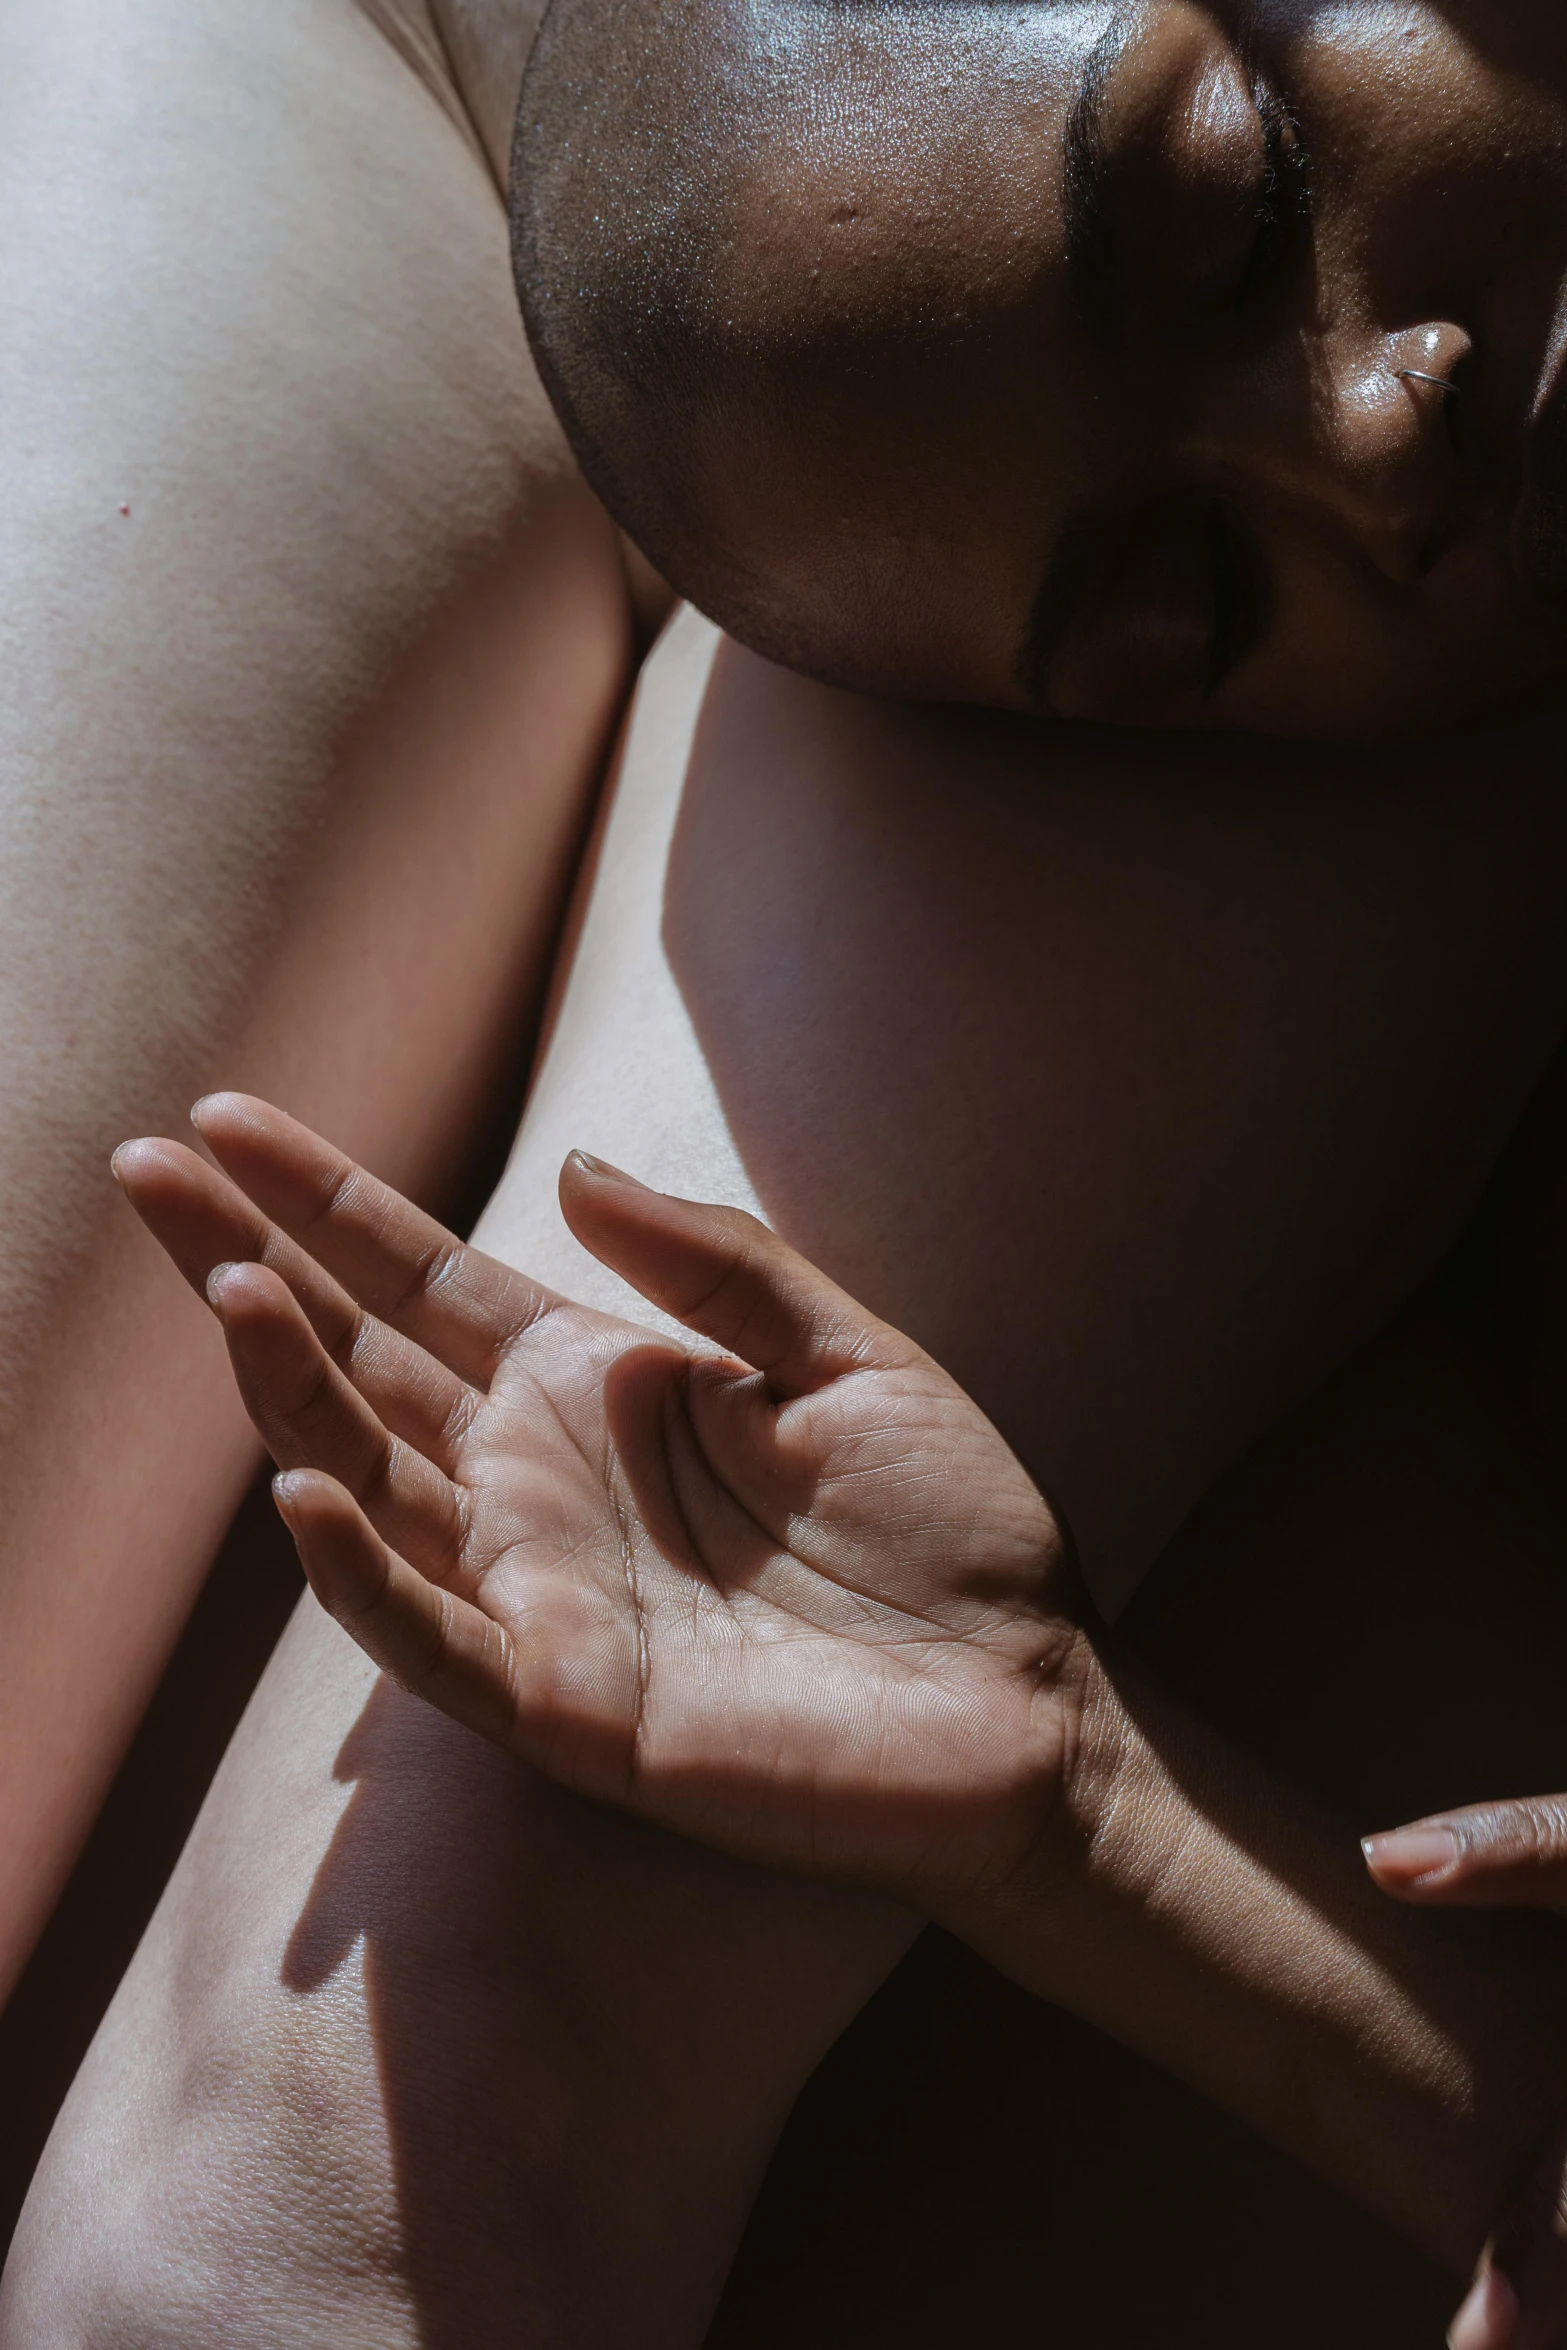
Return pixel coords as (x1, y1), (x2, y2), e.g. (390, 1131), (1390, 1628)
(558, 1153), (918, 1400)
(1363, 1796), (1567, 1910)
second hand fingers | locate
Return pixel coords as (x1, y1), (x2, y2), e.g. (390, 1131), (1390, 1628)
(1364, 1798), (1567, 1911)
(211, 1261), (468, 1585)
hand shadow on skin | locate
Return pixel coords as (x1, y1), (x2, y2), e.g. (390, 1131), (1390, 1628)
(277, 1654), (903, 2347)
(280, 1685), (612, 2343)
(708, 1291), (1567, 2349)
(696, 1274), (1567, 2350)
(270, 1442), (1458, 2350)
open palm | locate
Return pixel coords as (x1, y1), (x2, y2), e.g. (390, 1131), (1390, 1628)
(116, 1097), (1087, 1906)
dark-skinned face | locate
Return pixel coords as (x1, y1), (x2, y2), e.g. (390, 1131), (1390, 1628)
(699, 1), (1567, 739)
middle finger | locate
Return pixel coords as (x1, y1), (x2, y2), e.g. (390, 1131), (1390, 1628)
(115, 1136), (473, 1471)
(209, 1260), (470, 1587)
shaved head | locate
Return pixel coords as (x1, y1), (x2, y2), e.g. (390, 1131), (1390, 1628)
(513, 0), (1101, 677)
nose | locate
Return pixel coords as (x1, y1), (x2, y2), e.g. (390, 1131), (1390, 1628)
(1194, 320), (1473, 586)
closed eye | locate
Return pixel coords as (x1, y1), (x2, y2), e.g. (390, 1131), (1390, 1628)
(1232, 79), (1312, 310)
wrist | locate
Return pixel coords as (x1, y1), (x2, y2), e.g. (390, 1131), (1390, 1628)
(917, 1610), (1125, 1952)
(925, 1633), (1567, 2273)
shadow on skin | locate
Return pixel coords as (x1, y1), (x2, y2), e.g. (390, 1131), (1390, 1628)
(649, 642), (1567, 2334)
(271, 1343), (1489, 2349)
(273, 644), (1567, 2344)
(696, 1289), (1566, 2346)
(280, 1685), (602, 2343)
(659, 643), (1567, 1595)
(277, 1664), (899, 2348)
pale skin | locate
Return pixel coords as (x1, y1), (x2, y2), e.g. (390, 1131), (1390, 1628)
(0, 0), (631, 2004)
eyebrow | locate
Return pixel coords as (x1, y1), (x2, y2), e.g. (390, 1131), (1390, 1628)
(1063, 18), (1132, 345)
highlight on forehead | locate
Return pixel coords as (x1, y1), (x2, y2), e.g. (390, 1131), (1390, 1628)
(513, 0), (1121, 648)
(517, 0), (1118, 353)
(706, 2), (1125, 345)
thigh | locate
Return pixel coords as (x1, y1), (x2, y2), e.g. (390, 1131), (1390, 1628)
(504, 621), (1567, 1608)
(15, 616), (1567, 2344)
(0, 0), (629, 1992)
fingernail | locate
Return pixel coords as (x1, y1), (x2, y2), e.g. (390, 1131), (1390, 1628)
(568, 1150), (644, 1187)
(1448, 2266), (1519, 2350)
(205, 1261), (242, 1308)
(1362, 1824), (1460, 1884)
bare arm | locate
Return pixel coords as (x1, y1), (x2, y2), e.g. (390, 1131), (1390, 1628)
(0, 0), (628, 1998)
(976, 1647), (1567, 2276)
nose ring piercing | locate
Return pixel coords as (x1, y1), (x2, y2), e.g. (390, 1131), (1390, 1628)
(1396, 367), (1461, 395)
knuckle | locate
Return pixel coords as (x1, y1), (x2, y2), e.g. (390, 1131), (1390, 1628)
(447, 1478), (474, 1571)
(1471, 1796), (1567, 1870)
(440, 1385), (479, 1453)
(359, 1427), (402, 1507)
(402, 1584), (455, 1689)
(271, 1343), (334, 1429)
(678, 1237), (751, 1326)
(389, 1235), (458, 1322)
(304, 1156), (362, 1240)
(328, 1303), (372, 1377)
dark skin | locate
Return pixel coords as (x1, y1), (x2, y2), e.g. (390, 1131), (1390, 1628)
(655, 0), (1567, 737)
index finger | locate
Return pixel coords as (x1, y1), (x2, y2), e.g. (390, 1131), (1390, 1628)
(190, 1094), (558, 1387)
(1364, 1797), (1567, 1912)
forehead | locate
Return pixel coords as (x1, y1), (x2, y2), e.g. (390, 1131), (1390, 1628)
(716, 1), (1110, 288)
(713, 2), (1289, 333)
